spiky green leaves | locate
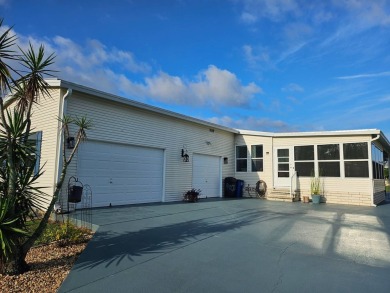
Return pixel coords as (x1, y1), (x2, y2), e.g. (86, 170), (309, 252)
(0, 18), (17, 97)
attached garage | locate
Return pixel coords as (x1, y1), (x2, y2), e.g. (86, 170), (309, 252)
(192, 154), (222, 198)
(77, 141), (164, 207)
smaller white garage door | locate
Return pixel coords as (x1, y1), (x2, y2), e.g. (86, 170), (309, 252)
(77, 141), (164, 207)
(192, 154), (221, 198)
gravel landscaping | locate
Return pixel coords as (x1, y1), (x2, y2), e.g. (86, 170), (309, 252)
(0, 236), (92, 292)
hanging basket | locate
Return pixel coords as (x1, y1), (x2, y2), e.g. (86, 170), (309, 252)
(68, 185), (83, 203)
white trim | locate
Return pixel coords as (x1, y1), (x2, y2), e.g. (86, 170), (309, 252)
(162, 149), (167, 202)
(219, 156), (223, 198)
(273, 146), (294, 188)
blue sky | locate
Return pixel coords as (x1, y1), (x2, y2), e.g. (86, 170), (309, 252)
(2, 0), (390, 134)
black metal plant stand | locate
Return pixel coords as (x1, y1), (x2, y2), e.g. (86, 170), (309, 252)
(67, 176), (83, 213)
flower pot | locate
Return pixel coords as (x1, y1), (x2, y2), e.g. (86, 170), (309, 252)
(311, 194), (321, 204)
(68, 185), (83, 203)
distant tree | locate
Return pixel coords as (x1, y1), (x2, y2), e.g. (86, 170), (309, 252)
(0, 18), (92, 275)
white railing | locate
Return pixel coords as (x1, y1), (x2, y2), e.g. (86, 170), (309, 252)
(290, 171), (297, 199)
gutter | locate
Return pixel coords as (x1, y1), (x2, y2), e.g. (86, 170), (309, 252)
(53, 88), (72, 189)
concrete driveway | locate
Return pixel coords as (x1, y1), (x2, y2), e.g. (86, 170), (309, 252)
(59, 199), (390, 293)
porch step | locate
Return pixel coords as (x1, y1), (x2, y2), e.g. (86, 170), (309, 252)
(267, 189), (300, 202)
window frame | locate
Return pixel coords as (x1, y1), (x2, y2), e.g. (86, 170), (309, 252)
(317, 144), (341, 177)
(294, 145), (315, 177)
(251, 144), (263, 172)
(236, 145), (248, 172)
(371, 143), (384, 180)
(343, 142), (369, 178)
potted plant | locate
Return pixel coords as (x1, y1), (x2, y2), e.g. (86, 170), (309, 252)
(183, 188), (201, 202)
(310, 172), (322, 204)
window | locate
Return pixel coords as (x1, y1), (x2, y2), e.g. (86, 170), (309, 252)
(236, 146), (247, 172)
(294, 145), (314, 177)
(251, 145), (263, 172)
(29, 132), (42, 176)
(317, 144), (340, 177)
(343, 142), (368, 159)
(372, 144), (384, 179)
(343, 142), (369, 178)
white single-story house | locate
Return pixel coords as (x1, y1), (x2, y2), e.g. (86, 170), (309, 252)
(24, 79), (390, 208)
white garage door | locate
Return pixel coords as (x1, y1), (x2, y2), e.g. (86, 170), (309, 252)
(192, 154), (221, 198)
(77, 141), (164, 207)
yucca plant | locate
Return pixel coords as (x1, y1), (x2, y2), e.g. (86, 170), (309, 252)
(0, 17), (92, 275)
(0, 196), (29, 268)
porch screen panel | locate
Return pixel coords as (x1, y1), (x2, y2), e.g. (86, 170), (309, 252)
(343, 142), (369, 178)
(294, 145), (314, 177)
(317, 144), (340, 177)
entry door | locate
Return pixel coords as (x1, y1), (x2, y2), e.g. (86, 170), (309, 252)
(274, 147), (294, 187)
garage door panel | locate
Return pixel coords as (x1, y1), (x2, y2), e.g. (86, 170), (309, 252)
(78, 141), (164, 207)
(192, 154), (221, 198)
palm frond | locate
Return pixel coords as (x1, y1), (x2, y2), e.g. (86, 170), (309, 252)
(17, 43), (56, 103)
(0, 18), (17, 96)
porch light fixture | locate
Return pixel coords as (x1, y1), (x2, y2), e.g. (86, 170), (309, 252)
(67, 137), (75, 149)
(181, 148), (189, 162)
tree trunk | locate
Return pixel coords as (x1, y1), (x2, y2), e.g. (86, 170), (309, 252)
(0, 247), (29, 275)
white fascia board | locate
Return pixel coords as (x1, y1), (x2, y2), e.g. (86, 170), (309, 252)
(237, 128), (382, 137)
(47, 79), (239, 134)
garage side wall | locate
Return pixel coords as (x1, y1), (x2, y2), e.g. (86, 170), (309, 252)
(19, 88), (63, 204)
(64, 92), (235, 205)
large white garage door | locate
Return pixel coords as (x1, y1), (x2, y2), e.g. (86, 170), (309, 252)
(192, 154), (221, 198)
(77, 141), (164, 207)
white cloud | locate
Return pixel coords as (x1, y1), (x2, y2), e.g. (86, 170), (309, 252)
(189, 65), (262, 106)
(335, 0), (390, 28)
(208, 115), (298, 132)
(131, 65), (262, 107)
(282, 22), (313, 43)
(239, 0), (300, 23)
(282, 83), (304, 92)
(337, 71), (390, 80)
(242, 45), (274, 69)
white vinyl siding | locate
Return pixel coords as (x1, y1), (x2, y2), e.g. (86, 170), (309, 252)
(234, 135), (273, 193)
(63, 91), (235, 204)
(17, 88), (63, 207)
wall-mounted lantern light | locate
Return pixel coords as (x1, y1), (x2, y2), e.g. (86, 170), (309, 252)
(181, 148), (189, 162)
(67, 137), (75, 149)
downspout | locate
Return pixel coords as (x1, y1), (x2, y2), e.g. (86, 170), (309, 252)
(53, 88), (72, 193)
(370, 134), (380, 206)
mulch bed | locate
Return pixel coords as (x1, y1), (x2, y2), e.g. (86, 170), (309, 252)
(0, 237), (92, 293)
